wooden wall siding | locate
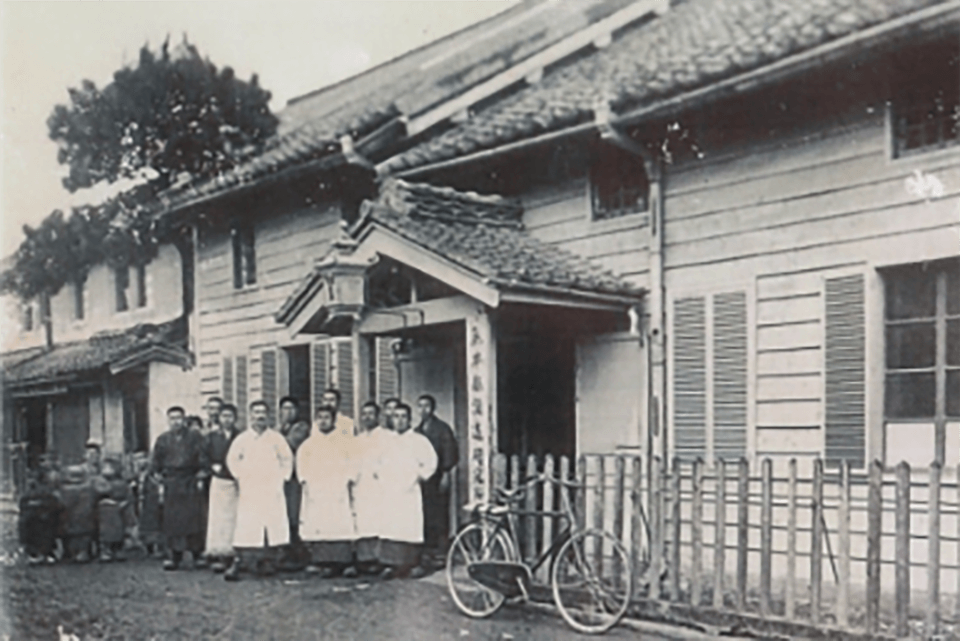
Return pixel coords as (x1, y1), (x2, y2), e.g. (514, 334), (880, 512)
(196, 202), (341, 404)
(261, 349), (277, 421)
(713, 291), (748, 460)
(824, 274), (866, 468)
(673, 296), (707, 459)
(376, 337), (399, 404)
(520, 180), (651, 286)
(661, 119), (960, 287)
(336, 340), (354, 419)
(311, 342), (328, 417)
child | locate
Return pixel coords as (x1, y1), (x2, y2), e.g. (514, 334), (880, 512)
(134, 453), (165, 558)
(94, 458), (136, 562)
(59, 465), (97, 563)
(18, 469), (64, 565)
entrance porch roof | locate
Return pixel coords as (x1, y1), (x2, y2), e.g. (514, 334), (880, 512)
(277, 178), (644, 335)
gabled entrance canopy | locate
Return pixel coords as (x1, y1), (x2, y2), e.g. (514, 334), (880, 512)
(276, 178), (644, 337)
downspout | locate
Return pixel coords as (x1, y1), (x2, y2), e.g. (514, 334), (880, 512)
(595, 102), (669, 472)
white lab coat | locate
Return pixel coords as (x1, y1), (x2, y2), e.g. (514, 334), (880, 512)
(352, 427), (395, 539)
(297, 428), (357, 542)
(355, 428), (437, 544)
(227, 428), (293, 548)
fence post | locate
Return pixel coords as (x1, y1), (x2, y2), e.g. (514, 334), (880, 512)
(560, 455), (571, 534)
(736, 457), (749, 612)
(631, 456), (644, 597)
(510, 454), (521, 492)
(525, 454), (538, 566)
(670, 457), (682, 602)
(837, 459), (851, 629)
(576, 455), (587, 534)
(593, 456), (606, 576)
(927, 461), (942, 638)
(895, 461), (911, 639)
(651, 456), (663, 598)
(811, 458), (824, 626)
(785, 458), (797, 620)
(613, 456), (626, 587)
(691, 458), (704, 607)
(713, 458), (726, 610)
(760, 457), (773, 618)
(866, 458), (882, 635)
(539, 454), (555, 583)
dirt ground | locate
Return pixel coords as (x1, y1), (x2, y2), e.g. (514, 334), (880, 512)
(1, 553), (648, 641)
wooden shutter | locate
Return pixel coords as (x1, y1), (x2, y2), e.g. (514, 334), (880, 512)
(713, 291), (748, 460)
(236, 355), (248, 427)
(222, 357), (234, 404)
(261, 349), (277, 418)
(336, 340), (354, 418)
(825, 274), (866, 468)
(376, 337), (399, 403)
(673, 297), (707, 460)
(312, 342), (328, 417)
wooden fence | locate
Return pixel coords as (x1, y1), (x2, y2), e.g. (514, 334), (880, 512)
(489, 452), (960, 639)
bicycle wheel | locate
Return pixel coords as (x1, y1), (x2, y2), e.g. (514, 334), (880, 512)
(446, 522), (516, 618)
(551, 529), (632, 634)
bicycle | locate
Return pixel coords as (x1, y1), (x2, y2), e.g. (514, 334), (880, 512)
(446, 473), (632, 634)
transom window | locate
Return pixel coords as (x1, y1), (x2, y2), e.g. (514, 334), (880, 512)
(884, 259), (959, 421)
(590, 144), (649, 221)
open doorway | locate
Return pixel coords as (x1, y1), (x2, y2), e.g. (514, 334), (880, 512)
(284, 344), (311, 413)
(18, 399), (47, 470)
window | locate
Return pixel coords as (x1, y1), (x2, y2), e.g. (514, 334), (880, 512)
(134, 264), (147, 308)
(232, 221), (256, 289)
(115, 266), (129, 312)
(891, 39), (959, 157)
(884, 260), (959, 422)
(22, 303), (33, 332)
(73, 276), (85, 320)
(590, 144), (649, 221)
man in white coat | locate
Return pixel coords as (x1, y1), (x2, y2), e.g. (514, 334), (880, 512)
(360, 402), (437, 580)
(297, 405), (357, 578)
(352, 401), (394, 575)
(224, 400), (293, 582)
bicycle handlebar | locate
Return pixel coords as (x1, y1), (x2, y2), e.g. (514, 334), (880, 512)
(494, 473), (583, 504)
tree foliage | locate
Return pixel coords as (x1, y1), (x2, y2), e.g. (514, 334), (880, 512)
(3, 38), (277, 300)
(48, 37), (277, 192)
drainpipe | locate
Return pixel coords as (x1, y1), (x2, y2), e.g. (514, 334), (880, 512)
(595, 101), (669, 472)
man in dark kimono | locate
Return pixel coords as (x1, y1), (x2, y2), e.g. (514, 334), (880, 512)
(151, 405), (209, 570)
(277, 396), (311, 570)
(415, 394), (459, 570)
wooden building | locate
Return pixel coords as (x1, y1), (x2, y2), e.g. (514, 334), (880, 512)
(1, 244), (193, 493)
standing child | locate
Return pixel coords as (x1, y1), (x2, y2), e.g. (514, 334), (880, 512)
(59, 465), (97, 563)
(18, 469), (64, 565)
(94, 458), (136, 562)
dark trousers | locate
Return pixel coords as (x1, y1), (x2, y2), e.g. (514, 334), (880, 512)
(421, 475), (449, 556)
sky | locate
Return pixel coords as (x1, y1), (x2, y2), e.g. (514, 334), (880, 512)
(0, 0), (514, 257)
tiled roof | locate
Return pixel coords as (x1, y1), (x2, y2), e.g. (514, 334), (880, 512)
(358, 179), (642, 299)
(157, 0), (635, 214)
(382, 0), (949, 173)
(4, 320), (189, 386)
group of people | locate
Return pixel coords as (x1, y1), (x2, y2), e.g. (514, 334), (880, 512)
(145, 390), (459, 581)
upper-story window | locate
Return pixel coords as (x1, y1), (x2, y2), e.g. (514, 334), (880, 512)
(115, 264), (147, 313)
(232, 221), (256, 289)
(891, 38), (959, 158)
(883, 259), (959, 421)
(590, 144), (649, 221)
(73, 276), (85, 320)
(21, 302), (33, 332)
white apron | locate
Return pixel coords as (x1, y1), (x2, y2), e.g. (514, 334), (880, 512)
(352, 427), (396, 539)
(205, 476), (239, 555)
(297, 429), (358, 542)
(227, 428), (293, 548)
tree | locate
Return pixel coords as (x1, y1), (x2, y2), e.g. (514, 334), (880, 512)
(3, 38), (278, 300)
(48, 37), (277, 193)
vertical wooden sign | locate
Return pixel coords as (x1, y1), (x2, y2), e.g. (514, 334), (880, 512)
(466, 307), (495, 503)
